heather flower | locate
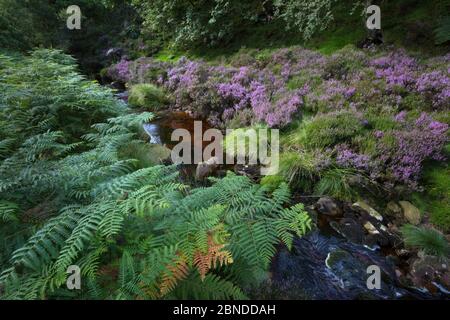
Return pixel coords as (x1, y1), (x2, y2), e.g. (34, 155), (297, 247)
(371, 51), (417, 89)
(108, 57), (131, 82)
(336, 146), (370, 171)
(394, 111), (407, 123)
(374, 130), (384, 139)
(384, 113), (448, 187)
(416, 71), (450, 108)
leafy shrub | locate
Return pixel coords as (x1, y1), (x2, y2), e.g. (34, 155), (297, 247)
(434, 16), (450, 44)
(132, 0), (268, 48)
(128, 84), (169, 110)
(401, 225), (449, 258)
(274, 0), (337, 41)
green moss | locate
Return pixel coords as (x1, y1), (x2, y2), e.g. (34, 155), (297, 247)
(421, 165), (450, 232)
(119, 141), (171, 169)
(128, 84), (169, 111)
(223, 124), (270, 161)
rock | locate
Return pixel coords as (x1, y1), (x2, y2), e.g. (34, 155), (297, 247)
(316, 197), (342, 217)
(408, 254), (450, 294)
(330, 219), (365, 244)
(196, 156), (220, 180)
(352, 201), (383, 221)
(399, 201), (421, 225)
(386, 201), (402, 216)
(363, 221), (380, 235)
(395, 248), (412, 259)
(234, 164), (260, 181)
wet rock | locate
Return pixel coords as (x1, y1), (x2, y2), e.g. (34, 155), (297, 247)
(408, 253), (450, 295)
(364, 221), (380, 235)
(196, 156), (219, 180)
(271, 232), (411, 300)
(330, 219), (365, 244)
(352, 201), (383, 221)
(316, 197), (342, 217)
(365, 233), (390, 248)
(399, 201), (421, 225)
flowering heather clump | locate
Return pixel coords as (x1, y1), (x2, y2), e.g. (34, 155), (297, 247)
(384, 113), (448, 187)
(108, 57), (131, 82)
(336, 145), (370, 171)
(394, 111), (407, 123)
(416, 71), (450, 109)
(370, 50), (418, 89)
(308, 79), (357, 111)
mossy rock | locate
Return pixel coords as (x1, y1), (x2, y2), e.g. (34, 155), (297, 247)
(128, 84), (169, 111)
(119, 141), (171, 168)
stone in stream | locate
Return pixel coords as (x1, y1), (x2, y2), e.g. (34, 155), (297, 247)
(408, 253), (450, 295)
(364, 221), (380, 235)
(330, 219), (365, 244)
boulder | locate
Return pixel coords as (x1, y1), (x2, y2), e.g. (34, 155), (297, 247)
(352, 201), (383, 221)
(196, 156), (220, 180)
(316, 197), (342, 217)
(399, 201), (421, 225)
(386, 201), (402, 216)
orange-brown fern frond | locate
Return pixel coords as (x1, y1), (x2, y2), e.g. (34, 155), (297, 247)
(159, 255), (189, 297)
(193, 235), (233, 280)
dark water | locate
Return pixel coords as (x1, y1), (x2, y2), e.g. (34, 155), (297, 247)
(143, 111), (211, 150)
(269, 231), (434, 300)
(143, 111), (215, 181)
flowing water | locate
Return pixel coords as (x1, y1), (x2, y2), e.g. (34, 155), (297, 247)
(269, 231), (433, 300)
